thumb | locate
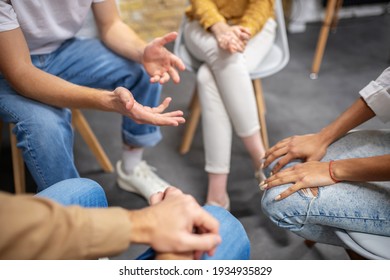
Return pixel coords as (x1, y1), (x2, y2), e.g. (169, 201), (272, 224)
(114, 87), (135, 110)
(180, 233), (221, 252)
(155, 32), (178, 46)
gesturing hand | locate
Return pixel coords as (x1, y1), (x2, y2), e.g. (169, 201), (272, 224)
(142, 32), (186, 84)
(113, 87), (185, 126)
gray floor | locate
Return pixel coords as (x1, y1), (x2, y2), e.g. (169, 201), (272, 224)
(1, 13), (389, 260)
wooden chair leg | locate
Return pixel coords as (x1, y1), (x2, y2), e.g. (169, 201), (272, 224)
(179, 87), (201, 155)
(9, 124), (26, 194)
(71, 109), (113, 172)
(304, 239), (316, 248)
(310, 0), (338, 79)
(345, 249), (366, 260)
(331, 0), (343, 31)
(253, 79), (269, 150)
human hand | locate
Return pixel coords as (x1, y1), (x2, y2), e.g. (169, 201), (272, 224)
(211, 23), (250, 53)
(261, 161), (335, 200)
(142, 32), (186, 84)
(264, 133), (329, 174)
(112, 87), (185, 126)
(129, 187), (221, 257)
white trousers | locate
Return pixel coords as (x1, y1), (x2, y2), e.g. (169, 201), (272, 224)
(184, 18), (276, 174)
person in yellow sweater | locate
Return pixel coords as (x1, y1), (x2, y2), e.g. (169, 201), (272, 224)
(184, 0), (276, 209)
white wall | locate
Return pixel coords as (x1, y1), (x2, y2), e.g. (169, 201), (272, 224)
(288, 0), (389, 33)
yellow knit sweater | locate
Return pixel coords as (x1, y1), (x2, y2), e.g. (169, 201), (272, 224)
(185, 0), (275, 37)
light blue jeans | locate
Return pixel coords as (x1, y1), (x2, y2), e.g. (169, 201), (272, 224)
(38, 178), (250, 260)
(0, 38), (162, 192)
(262, 130), (390, 247)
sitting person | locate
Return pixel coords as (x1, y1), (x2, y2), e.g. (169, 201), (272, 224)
(260, 67), (390, 248)
(0, 179), (250, 260)
(0, 0), (185, 201)
(183, 0), (276, 209)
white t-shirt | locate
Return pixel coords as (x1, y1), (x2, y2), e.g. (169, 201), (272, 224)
(359, 67), (390, 123)
(0, 0), (105, 55)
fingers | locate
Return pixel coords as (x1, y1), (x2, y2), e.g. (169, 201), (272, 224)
(155, 32), (178, 46)
(149, 59), (185, 84)
(163, 186), (184, 197)
(274, 182), (304, 201)
(168, 66), (181, 84)
(263, 145), (289, 169)
(193, 207), (220, 236)
(261, 170), (296, 190)
(149, 191), (165, 205)
(182, 233), (221, 253)
(271, 154), (294, 174)
(114, 87), (135, 110)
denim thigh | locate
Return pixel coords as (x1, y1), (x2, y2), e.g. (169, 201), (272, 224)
(0, 77), (79, 192)
(36, 178), (108, 207)
(262, 130), (390, 246)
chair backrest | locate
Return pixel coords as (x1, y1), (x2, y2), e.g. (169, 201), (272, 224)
(174, 0), (290, 78)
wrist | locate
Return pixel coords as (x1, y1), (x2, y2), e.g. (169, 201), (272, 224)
(318, 126), (337, 146)
(127, 209), (152, 245)
(329, 160), (341, 183)
(210, 21), (228, 35)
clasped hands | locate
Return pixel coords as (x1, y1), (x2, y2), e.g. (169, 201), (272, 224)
(128, 187), (221, 260)
(211, 22), (251, 53)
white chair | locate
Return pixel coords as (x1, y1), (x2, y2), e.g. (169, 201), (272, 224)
(174, 0), (290, 154)
(335, 229), (390, 260)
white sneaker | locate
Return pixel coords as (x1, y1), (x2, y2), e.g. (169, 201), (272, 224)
(116, 160), (170, 201)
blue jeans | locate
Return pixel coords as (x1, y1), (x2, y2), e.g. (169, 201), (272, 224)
(37, 178), (250, 260)
(262, 130), (390, 247)
(137, 205), (251, 260)
(0, 38), (162, 192)
(36, 178), (108, 207)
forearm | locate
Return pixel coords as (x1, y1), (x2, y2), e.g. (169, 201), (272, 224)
(0, 193), (132, 259)
(99, 19), (146, 64)
(318, 97), (375, 145)
(331, 155), (390, 182)
(11, 66), (114, 110)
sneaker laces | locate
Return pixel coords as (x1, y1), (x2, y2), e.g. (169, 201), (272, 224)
(134, 161), (168, 187)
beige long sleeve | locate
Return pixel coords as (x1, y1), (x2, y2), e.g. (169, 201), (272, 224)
(0, 192), (132, 259)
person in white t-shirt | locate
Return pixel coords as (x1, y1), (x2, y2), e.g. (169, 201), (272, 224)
(0, 0), (186, 200)
(260, 67), (390, 246)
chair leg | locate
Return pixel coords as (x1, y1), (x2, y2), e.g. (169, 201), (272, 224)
(9, 124), (26, 194)
(71, 109), (114, 172)
(345, 249), (366, 260)
(330, 0), (343, 31)
(304, 239), (317, 248)
(310, 0), (339, 79)
(253, 79), (269, 150)
(179, 87), (201, 155)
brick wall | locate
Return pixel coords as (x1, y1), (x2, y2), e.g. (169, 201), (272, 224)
(119, 0), (187, 42)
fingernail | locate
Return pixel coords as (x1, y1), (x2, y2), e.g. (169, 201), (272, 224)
(258, 180), (266, 187)
(259, 183), (268, 191)
(270, 171), (273, 176)
(274, 195), (281, 201)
